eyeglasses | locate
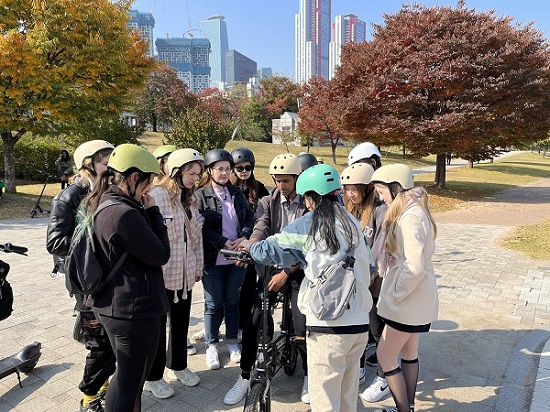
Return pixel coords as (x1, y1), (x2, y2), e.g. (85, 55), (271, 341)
(235, 165), (254, 172)
(212, 167), (231, 174)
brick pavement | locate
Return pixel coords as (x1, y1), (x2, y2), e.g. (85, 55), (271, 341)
(0, 186), (549, 411)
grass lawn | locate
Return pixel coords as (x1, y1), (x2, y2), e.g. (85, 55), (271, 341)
(501, 219), (550, 260)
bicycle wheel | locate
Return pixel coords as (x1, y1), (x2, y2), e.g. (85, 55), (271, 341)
(283, 340), (298, 376)
(243, 381), (270, 412)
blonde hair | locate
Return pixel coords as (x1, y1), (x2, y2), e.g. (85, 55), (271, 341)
(343, 183), (376, 230)
(382, 187), (437, 254)
(156, 161), (202, 211)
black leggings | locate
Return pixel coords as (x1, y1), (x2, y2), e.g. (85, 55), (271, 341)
(99, 314), (160, 412)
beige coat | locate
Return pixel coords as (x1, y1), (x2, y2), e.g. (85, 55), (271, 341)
(377, 203), (438, 326)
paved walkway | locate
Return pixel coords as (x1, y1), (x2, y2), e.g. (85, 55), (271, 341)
(0, 176), (549, 411)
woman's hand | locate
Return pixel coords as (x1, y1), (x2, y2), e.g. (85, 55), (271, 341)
(239, 239), (253, 251)
(142, 192), (156, 209)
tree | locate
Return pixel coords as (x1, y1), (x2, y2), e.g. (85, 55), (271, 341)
(0, 0), (154, 193)
(334, 1), (550, 188)
(241, 97), (271, 142)
(132, 64), (196, 132)
(258, 75), (302, 118)
(298, 77), (344, 164)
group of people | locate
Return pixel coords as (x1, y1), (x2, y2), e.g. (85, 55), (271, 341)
(45, 139), (438, 412)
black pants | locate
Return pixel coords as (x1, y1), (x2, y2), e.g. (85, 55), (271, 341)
(239, 264), (258, 329)
(99, 314), (160, 412)
(369, 297), (385, 378)
(240, 265), (307, 375)
(148, 289), (192, 380)
(77, 310), (116, 396)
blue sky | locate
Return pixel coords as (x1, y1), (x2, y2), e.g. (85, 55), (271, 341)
(133, 0), (550, 77)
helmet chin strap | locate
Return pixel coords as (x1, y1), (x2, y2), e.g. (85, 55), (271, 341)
(209, 170), (227, 187)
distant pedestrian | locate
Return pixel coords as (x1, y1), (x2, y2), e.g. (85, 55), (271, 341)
(55, 149), (74, 190)
(446, 153), (452, 165)
(370, 164), (439, 412)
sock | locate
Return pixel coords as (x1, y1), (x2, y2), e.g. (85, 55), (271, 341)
(82, 394), (96, 407)
(401, 357), (419, 406)
(98, 379), (109, 396)
(383, 366), (409, 412)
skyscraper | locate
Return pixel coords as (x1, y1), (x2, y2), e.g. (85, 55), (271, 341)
(329, 14), (366, 79)
(128, 10), (155, 58)
(199, 16), (229, 88)
(225, 50), (257, 87)
(295, 0), (331, 84)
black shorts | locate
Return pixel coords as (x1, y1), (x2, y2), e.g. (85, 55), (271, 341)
(383, 317), (431, 333)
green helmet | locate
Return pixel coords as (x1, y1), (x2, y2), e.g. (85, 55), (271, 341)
(108, 144), (160, 174)
(371, 164), (414, 190)
(152, 145), (178, 159)
(296, 164), (341, 196)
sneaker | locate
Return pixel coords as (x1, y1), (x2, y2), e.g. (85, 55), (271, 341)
(359, 367), (366, 384)
(187, 338), (197, 356)
(301, 376), (310, 404)
(193, 328), (205, 342)
(237, 329), (243, 344)
(167, 367), (200, 387)
(361, 376), (391, 403)
(143, 378), (175, 399)
(227, 343), (241, 363)
(366, 351), (378, 367)
(79, 397), (104, 412)
(374, 408), (398, 412)
(206, 344), (220, 370)
(223, 375), (250, 405)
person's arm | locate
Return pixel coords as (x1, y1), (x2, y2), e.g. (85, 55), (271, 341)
(250, 195), (272, 241)
(46, 190), (80, 256)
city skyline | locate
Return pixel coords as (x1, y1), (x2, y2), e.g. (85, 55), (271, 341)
(133, 0), (550, 78)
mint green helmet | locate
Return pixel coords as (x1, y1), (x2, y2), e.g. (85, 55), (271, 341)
(296, 164), (341, 196)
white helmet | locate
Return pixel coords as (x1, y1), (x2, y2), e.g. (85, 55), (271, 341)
(340, 163), (375, 185)
(347, 142), (382, 166)
(371, 164), (414, 190)
(73, 140), (114, 170)
(166, 149), (204, 178)
(269, 153), (302, 176)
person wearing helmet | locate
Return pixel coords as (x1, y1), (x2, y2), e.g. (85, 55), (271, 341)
(142, 149), (205, 399)
(341, 163), (390, 399)
(55, 149), (75, 190)
(82, 144), (170, 412)
(229, 147), (270, 343)
(153, 144), (178, 176)
(224, 153), (309, 406)
(196, 148), (254, 371)
(46, 140), (115, 412)
(348, 141), (383, 170)
(239, 164), (373, 412)
(370, 164), (438, 412)
(298, 152), (318, 172)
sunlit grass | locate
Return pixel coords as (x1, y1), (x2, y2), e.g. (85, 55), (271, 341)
(501, 219), (550, 260)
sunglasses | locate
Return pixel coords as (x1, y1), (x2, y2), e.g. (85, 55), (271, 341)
(235, 165), (254, 172)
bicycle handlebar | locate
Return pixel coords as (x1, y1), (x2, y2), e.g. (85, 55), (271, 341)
(220, 249), (254, 264)
(0, 243), (28, 255)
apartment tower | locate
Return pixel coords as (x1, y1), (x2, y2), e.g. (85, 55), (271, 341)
(329, 14), (366, 79)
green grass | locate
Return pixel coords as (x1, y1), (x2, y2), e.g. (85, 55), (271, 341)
(501, 219), (550, 260)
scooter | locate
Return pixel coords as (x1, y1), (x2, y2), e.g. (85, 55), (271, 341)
(0, 242), (42, 387)
(30, 171), (53, 218)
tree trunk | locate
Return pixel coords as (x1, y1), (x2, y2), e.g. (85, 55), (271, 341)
(2, 131), (17, 193)
(468, 160), (474, 168)
(434, 153), (447, 189)
(402, 144), (406, 158)
(332, 142), (337, 164)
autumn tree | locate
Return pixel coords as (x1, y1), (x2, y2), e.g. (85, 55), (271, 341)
(258, 75), (302, 118)
(132, 64), (196, 132)
(299, 77), (344, 164)
(334, 1), (550, 188)
(0, 0), (154, 193)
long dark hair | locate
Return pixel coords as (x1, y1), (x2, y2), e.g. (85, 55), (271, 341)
(306, 191), (358, 255)
(230, 172), (262, 211)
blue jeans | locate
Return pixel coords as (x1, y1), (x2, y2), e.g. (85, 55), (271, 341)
(202, 264), (246, 345)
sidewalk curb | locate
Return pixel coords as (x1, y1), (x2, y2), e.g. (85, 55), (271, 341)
(495, 328), (550, 412)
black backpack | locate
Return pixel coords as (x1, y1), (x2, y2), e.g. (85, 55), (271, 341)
(65, 200), (128, 296)
(0, 260), (14, 321)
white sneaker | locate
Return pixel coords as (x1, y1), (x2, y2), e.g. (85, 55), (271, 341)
(359, 367), (366, 384)
(187, 338), (197, 355)
(227, 343), (241, 363)
(143, 378), (175, 399)
(301, 376), (310, 404)
(223, 375), (250, 405)
(374, 408), (398, 412)
(361, 376), (391, 402)
(167, 367), (200, 387)
(193, 328), (205, 342)
(206, 344), (220, 370)
(237, 329), (243, 344)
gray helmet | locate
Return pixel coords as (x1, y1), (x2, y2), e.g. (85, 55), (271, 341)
(231, 147), (255, 164)
(204, 149), (233, 168)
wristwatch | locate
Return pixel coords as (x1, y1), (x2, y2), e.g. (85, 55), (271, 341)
(283, 267), (292, 276)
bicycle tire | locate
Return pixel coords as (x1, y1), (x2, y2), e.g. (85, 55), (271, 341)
(283, 340), (298, 376)
(243, 381), (270, 412)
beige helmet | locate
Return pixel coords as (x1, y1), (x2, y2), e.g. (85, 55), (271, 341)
(73, 140), (114, 170)
(269, 153), (302, 176)
(166, 149), (204, 178)
(340, 163), (375, 185)
(370, 164), (414, 190)
(108, 144), (160, 174)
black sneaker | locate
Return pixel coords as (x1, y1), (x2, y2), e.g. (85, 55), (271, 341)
(366, 351), (378, 367)
(79, 397), (104, 412)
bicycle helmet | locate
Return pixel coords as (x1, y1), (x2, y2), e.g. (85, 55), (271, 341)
(152, 145), (178, 159)
(231, 147), (255, 165)
(269, 153), (302, 176)
(73, 140), (114, 169)
(204, 149), (233, 168)
(340, 163), (375, 185)
(298, 152), (318, 171)
(108, 144), (160, 174)
(370, 164), (414, 190)
(166, 149), (204, 178)
(296, 164), (341, 196)
(347, 142), (382, 166)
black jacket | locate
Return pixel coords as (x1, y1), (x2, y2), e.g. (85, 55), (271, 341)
(46, 180), (88, 271)
(87, 186), (171, 319)
(196, 183), (255, 266)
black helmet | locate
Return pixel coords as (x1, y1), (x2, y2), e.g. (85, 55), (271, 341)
(231, 147), (255, 165)
(204, 149), (233, 168)
(298, 152), (318, 172)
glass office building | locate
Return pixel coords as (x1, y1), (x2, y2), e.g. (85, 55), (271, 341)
(200, 15), (229, 88)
